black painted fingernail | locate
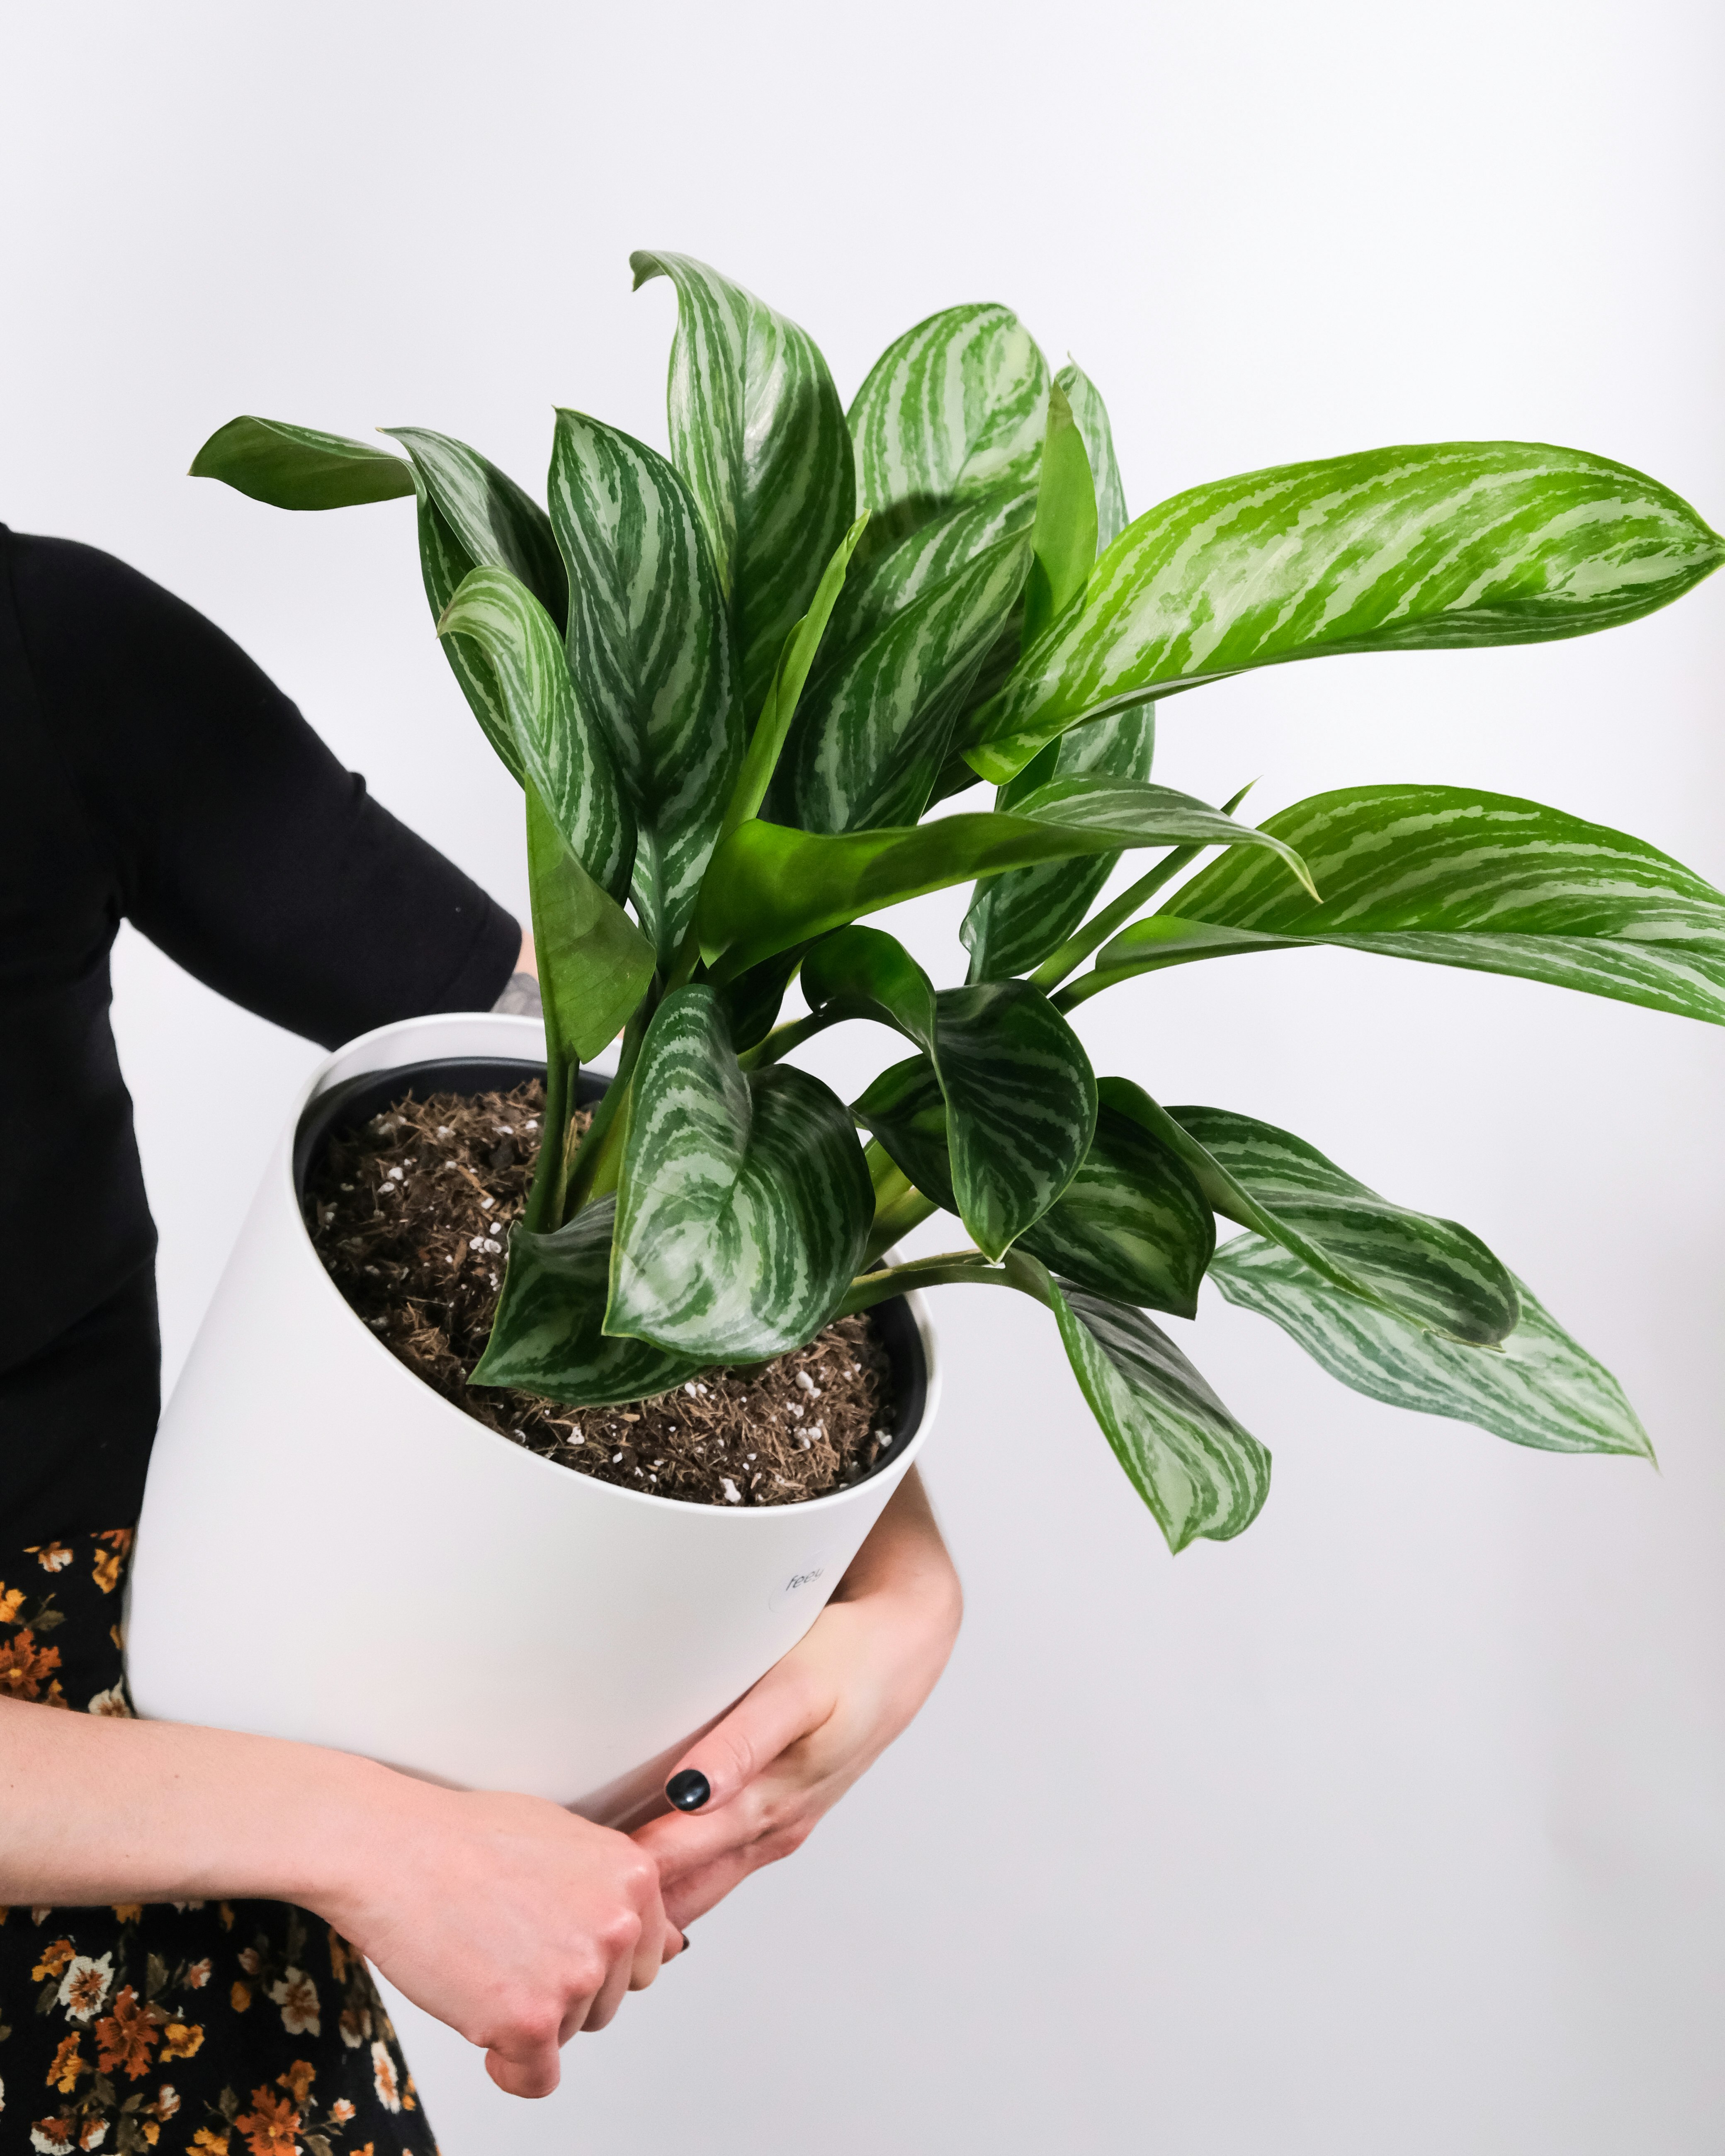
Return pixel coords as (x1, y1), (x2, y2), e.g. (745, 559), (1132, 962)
(666, 1768), (710, 1811)
(678, 1930), (693, 1951)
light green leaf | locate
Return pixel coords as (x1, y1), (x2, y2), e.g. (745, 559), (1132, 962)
(1021, 377), (1099, 648)
(811, 932), (1096, 1258)
(548, 409), (742, 962)
(525, 784), (656, 1065)
(1210, 1240), (1654, 1460)
(699, 775), (1310, 976)
(1099, 1083), (1518, 1346)
(1017, 1101), (1214, 1316)
(437, 567), (633, 899)
(962, 707), (1157, 980)
(473, 1195), (702, 1406)
(632, 251), (855, 720)
(189, 415), (416, 509)
(1009, 1251), (1271, 1552)
(1057, 361), (1128, 550)
(1083, 785), (1725, 1025)
(965, 441), (1725, 781)
(607, 985), (873, 1360)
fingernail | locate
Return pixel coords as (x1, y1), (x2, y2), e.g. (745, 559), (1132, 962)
(678, 1930), (693, 1952)
(666, 1768), (710, 1811)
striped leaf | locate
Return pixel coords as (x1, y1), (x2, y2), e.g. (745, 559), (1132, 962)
(1210, 1240), (1654, 1460)
(1084, 785), (1725, 1025)
(962, 707), (1157, 979)
(1021, 377), (1099, 648)
(548, 409), (742, 962)
(607, 985), (873, 1360)
(473, 1196), (702, 1406)
(384, 426), (567, 622)
(810, 931), (1097, 1257)
(1101, 1083), (1519, 1345)
(1058, 362), (1128, 550)
(437, 567), (632, 900)
(524, 783), (656, 1065)
(1010, 1252), (1270, 1552)
(1016, 1101), (1214, 1316)
(777, 527), (1033, 832)
(699, 776), (1311, 976)
(190, 415), (415, 509)
(965, 441), (1725, 781)
(848, 302), (1050, 542)
(632, 251), (855, 721)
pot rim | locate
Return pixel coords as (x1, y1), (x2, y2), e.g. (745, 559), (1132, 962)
(284, 1010), (938, 1522)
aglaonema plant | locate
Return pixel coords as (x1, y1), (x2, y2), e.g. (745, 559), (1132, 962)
(192, 250), (1725, 1551)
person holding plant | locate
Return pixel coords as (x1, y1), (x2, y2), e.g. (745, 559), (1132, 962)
(0, 525), (963, 2149)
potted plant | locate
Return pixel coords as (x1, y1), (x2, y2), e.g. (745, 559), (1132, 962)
(127, 250), (1724, 1823)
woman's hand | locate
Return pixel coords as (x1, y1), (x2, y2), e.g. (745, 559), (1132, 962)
(632, 1468), (961, 1930)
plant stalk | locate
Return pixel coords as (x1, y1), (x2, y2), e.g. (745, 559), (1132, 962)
(838, 1250), (1007, 1316)
(521, 1046), (575, 1234)
(559, 997), (652, 1224)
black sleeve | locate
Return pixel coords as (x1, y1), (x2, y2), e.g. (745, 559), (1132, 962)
(12, 535), (520, 1049)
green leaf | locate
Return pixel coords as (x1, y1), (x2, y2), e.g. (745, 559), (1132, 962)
(1057, 361), (1127, 550)
(776, 527), (1034, 834)
(811, 932), (1097, 1258)
(962, 707), (1156, 980)
(548, 409), (743, 962)
(848, 302), (1050, 544)
(965, 440), (1725, 782)
(474, 1196), (702, 1406)
(632, 251), (855, 721)
(1021, 377), (1099, 648)
(437, 567), (633, 900)
(607, 984), (873, 1360)
(189, 415), (416, 509)
(1099, 1083), (1519, 1346)
(719, 943), (811, 1056)
(1085, 784), (1725, 1025)
(525, 783), (656, 1065)
(1016, 1101), (1214, 1316)
(1210, 1240), (1654, 1460)
(1009, 1251), (1271, 1552)
(384, 427), (567, 623)
(699, 775), (1311, 976)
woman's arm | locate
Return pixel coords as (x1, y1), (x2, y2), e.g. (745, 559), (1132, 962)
(0, 1703), (680, 2098)
(633, 1467), (962, 1928)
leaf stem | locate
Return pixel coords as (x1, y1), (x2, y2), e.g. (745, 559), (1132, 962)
(521, 1045), (574, 1234)
(559, 996), (652, 1223)
(862, 1148), (938, 1266)
(838, 1250), (1010, 1315)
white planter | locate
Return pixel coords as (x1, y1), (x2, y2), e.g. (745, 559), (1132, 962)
(126, 1011), (938, 1826)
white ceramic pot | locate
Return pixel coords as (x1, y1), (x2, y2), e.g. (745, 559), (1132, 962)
(126, 1011), (938, 1826)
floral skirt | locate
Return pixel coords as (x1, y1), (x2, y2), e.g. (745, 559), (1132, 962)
(0, 1529), (439, 2155)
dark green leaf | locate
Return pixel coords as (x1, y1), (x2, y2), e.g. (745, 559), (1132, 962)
(1009, 1251), (1270, 1552)
(525, 784), (656, 1064)
(474, 1196), (702, 1406)
(1020, 377), (1098, 648)
(1086, 784), (1725, 1025)
(1017, 1102), (1214, 1316)
(700, 775), (1311, 976)
(1210, 1240), (1654, 1459)
(384, 426), (567, 623)
(607, 984), (873, 1359)
(965, 441), (1725, 782)
(549, 409), (742, 961)
(189, 415), (416, 509)
(437, 567), (633, 899)
(632, 251), (855, 720)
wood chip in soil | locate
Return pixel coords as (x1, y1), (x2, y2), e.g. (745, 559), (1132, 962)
(302, 1078), (899, 1508)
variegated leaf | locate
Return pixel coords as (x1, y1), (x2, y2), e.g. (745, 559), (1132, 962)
(1210, 1240), (1654, 1460)
(385, 426), (567, 622)
(1164, 1100), (1520, 1345)
(473, 1196), (702, 1406)
(700, 776), (1309, 976)
(810, 931), (1096, 1258)
(1057, 361), (1127, 549)
(776, 527), (1033, 833)
(437, 567), (632, 898)
(848, 302), (1050, 541)
(1009, 1252), (1271, 1551)
(1083, 785), (1725, 1025)
(965, 441), (1725, 781)
(1017, 1101), (1214, 1316)
(632, 251), (854, 720)
(189, 415), (415, 508)
(962, 708), (1157, 979)
(548, 409), (742, 961)
(607, 985), (873, 1360)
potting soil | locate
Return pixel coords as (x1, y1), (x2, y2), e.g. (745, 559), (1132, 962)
(304, 1080), (899, 1507)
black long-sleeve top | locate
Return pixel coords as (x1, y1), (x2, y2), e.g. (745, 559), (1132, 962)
(0, 527), (520, 1547)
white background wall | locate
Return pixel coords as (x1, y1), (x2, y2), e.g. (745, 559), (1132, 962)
(5, 2), (1723, 2148)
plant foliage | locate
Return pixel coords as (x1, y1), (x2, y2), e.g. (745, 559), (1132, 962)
(193, 254), (1723, 1553)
